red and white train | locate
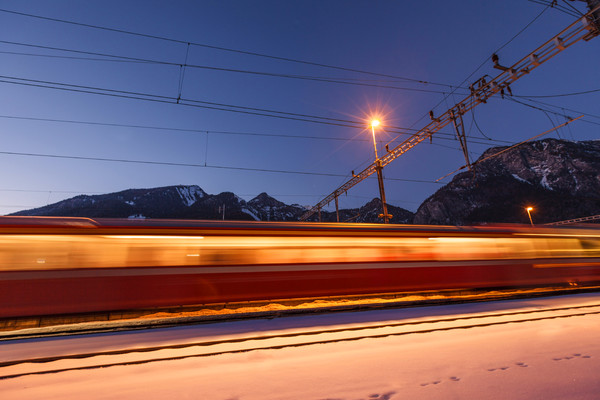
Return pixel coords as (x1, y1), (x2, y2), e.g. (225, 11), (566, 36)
(1, 216), (600, 318)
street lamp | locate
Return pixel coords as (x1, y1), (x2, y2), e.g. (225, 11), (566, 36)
(370, 119), (391, 224)
(371, 119), (380, 160)
(526, 207), (534, 226)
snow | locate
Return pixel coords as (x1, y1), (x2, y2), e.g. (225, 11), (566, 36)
(127, 214), (146, 219)
(540, 174), (553, 190)
(175, 186), (203, 207)
(511, 174), (530, 184)
(1, 293), (599, 399)
(531, 165), (554, 190)
(241, 207), (260, 221)
(125, 201), (135, 206)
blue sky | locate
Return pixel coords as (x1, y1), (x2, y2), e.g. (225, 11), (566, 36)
(0, 0), (598, 215)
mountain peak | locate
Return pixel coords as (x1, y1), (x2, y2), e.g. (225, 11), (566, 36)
(414, 138), (600, 225)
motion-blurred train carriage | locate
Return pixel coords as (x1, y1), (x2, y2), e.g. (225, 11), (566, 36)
(1, 216), (600, 318)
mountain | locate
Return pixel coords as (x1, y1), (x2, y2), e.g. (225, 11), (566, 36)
(245, 192), (305, 221)
(12, 139), (598, 225)
(303, 198), (414, 224)
(413, 139), (600, 225)
(11, 185), (415, 223)
(12, 185), (208, 219)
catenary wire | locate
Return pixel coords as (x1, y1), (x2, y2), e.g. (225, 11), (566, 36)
(0, 74), (511, 145)
(506, 97), (600, 126)
(0, 76), (368, 128)
(526, 0), (581, 17)
(0, 8), (460, 89)
(384, 2), (553, 150)
(0, 40), (470, 95)
(418, 3), (553, 126)
(0, 114), (510, 146)
(515, 97), (600, 121)
(515, 88), (600, 98)
(0, 150), (442, 184)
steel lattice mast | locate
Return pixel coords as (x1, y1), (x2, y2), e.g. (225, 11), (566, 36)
(300, 4), (600, 222)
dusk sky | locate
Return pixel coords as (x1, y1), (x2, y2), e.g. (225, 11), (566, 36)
(1, 0), (599, 215)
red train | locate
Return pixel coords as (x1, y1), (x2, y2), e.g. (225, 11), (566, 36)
(1, 216), (600, 318)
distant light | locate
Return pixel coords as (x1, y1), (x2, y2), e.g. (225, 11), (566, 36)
(371, 119), (381, 128)
(526, 207), (534, 226)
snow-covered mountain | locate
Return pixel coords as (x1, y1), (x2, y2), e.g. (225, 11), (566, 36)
(244, 192), (304, 221)
(303, 198), (414, 224)
(11, 185), (207, 219)
(12, 139), (598, 225)
(414, 139), (600, 225)
(11, 185), (415, 223)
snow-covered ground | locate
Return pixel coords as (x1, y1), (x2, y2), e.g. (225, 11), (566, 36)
(1, 293), (599, 399)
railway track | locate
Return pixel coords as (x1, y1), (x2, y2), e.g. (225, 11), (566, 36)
(2, 299), (599, 382)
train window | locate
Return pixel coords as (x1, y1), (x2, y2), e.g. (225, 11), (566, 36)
(531, 238), (583, 258)
(579, 238), (600, 256)
(2, 232), (598, 272)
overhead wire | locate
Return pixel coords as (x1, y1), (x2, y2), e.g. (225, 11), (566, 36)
(1, 5), (592, 199)
(0, 114), (372, 142)
(0, 39), (470, 95)
(0, 74), (511, 146)
(420, 2), (553, 127)
(560, 0), (586, 16)
(0, 113), (511, 157)
(379, 1), (555, 165)
(0, 8), (459, 89)
(436, 115), (583, 182)
(470, 109), (494, 141)
(515, 97), (600, 121)
(0, 149), (442, 184)
(0, 75), (370, 128)
(507, 97), (600, 127)
(515, 88), (600, 98)
(0, 50), (152, 63)
(528, 0), (579, 17)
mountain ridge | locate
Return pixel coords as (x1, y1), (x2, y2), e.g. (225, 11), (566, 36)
(11, 139), (600, 225)
(11, 184), (414, 223)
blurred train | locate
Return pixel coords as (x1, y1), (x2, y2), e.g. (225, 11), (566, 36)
(1, 216), (600, 318)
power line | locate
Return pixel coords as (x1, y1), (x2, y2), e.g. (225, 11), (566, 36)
(508, 96), (573, 117)
(1, 74), (514, 146)
(0, 50), (152, 63)
(0, 75), (368, 128)
(0, 40), (470, 95)
(516, 88), (600, 98)
(0, 8), (458, 88)
(436, 115), (584, 182)
(0, 112), (512, 149)
(507, 97), (600, 126)
(404, 2), (554, 139)
(428, 3), (553, 117)
(0, 149), (443, 184)
(0, 188), (102, 194)
(0, 114), (368, 142)
(526, 0), (581, 17)
(515, 97), (600, 120)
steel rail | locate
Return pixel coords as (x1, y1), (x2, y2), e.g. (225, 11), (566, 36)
(1, 302), (599, 380)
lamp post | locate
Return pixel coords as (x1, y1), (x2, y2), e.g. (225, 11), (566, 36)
(526, 207), (534, 226)
(370, 119), (391, 224)
(371, 119), (380, 160)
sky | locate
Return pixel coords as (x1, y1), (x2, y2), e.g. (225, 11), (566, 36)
(0, 0), (599, 215)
